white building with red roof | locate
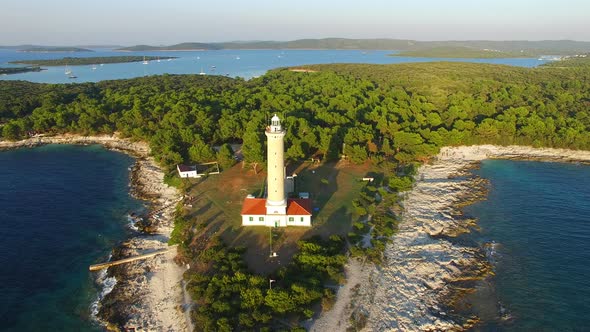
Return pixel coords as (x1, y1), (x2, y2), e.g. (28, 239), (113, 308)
(240, 115), (312, 227)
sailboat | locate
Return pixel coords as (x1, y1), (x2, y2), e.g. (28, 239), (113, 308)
(64, 64), (72, 75)
(199, 67), (206, 75)
(142, 56), (149, 65)
(157, 57), (161, 63)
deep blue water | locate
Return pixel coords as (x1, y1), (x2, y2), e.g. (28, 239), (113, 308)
(0, 145), (142, 331)
(0, 48), (548, 83)
(465, 160), (590, 331)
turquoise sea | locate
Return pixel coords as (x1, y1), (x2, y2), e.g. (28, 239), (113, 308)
(0, 145), (143, 331)
(465, 160), (590, 331)
(0, 48), (548, 84)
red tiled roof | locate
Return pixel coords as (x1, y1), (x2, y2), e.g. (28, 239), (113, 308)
(240, 198), (313, 216)
(241, 198), (266, 215)
(287, 198), (312, 216)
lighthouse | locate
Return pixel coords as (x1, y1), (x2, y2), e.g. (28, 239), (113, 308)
(265, 114), (287, 215)
(240, 114), (312, 227)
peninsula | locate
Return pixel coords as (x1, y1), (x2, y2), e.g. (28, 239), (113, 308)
(391, 46), (533, 58)
(10, 55), (178, 66)
(0, 66), (43, 75)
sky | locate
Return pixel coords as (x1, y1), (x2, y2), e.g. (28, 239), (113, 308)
(2, 0), (589, 45)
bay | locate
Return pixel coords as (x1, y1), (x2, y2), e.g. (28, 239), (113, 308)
(0, 145), (143, 332)
(0, 48), (547, 84)
(465, 160), (590, 331)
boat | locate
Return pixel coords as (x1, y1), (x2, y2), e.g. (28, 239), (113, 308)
(157, 57), (161, 63)
(64, 64), (72, 75)
(142, 56), (149, 65)
(199, 67), (206, 75)
(91, 64), (97, 70)
(236, 56), (240, 60)
(68, 74), (77, 79)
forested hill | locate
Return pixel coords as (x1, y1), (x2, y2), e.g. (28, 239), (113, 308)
(1, 58), (590, 170)
(118, 38), (590, 54)
(17, 47), (93, 52)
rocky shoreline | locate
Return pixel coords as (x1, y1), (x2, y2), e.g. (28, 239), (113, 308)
(311, 145), (590, 332)
(0, 134), (187, 332)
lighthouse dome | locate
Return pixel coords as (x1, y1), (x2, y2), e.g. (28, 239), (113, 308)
(270, 114), (282, 132)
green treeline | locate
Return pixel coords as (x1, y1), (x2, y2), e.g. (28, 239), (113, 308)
(10, 56), (177, 66)
(2, 60), (590, 171)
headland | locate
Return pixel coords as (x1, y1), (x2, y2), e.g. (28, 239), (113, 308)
(311, 145), (590, 331)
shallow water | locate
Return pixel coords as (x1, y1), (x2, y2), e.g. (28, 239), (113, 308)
(465, 160), (590, 330)
(0, 145), (143, 331)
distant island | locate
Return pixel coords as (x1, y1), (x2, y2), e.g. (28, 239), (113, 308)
(391, 46), (533, 58)
(118, 42), (221, 51)
(0, 66), (44, 75)
(10, 56), (178, 66)
(18, 47), (93, 53)
(117, 38), (590, 55)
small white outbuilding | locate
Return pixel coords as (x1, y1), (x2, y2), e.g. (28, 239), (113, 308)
(177, 164), (200, 178)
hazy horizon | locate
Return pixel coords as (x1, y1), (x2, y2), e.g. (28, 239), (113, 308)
(2, 0), (589, 45)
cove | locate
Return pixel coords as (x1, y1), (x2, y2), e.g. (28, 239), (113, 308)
(0, 144), (142, 331)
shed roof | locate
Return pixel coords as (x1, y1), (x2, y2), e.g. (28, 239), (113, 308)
(177, 164), (197, 172)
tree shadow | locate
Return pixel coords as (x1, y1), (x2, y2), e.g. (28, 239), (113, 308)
(288, 161), (340, 217)
(184, 200), (213, 220)
(306, 206), (352, 238)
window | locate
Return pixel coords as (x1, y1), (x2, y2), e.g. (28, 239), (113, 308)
(259, 217), (264, 221)
(301, 217), (304, 222)
(288, 217), (294, 222)
(249, 217), (253, 221)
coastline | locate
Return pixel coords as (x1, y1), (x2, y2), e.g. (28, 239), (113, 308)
(0, 134), (188, 331)
(311, 145), (590, 331)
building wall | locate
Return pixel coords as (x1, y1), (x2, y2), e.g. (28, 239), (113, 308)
(241, 214), (268, 226)
(241, 214), (311, 227)
(179, 170), (198, 178)
(286, 215), (311, 227)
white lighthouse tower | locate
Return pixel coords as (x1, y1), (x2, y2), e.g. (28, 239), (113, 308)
(265, 114), (287, 216)
(240, 114), (312, 227)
